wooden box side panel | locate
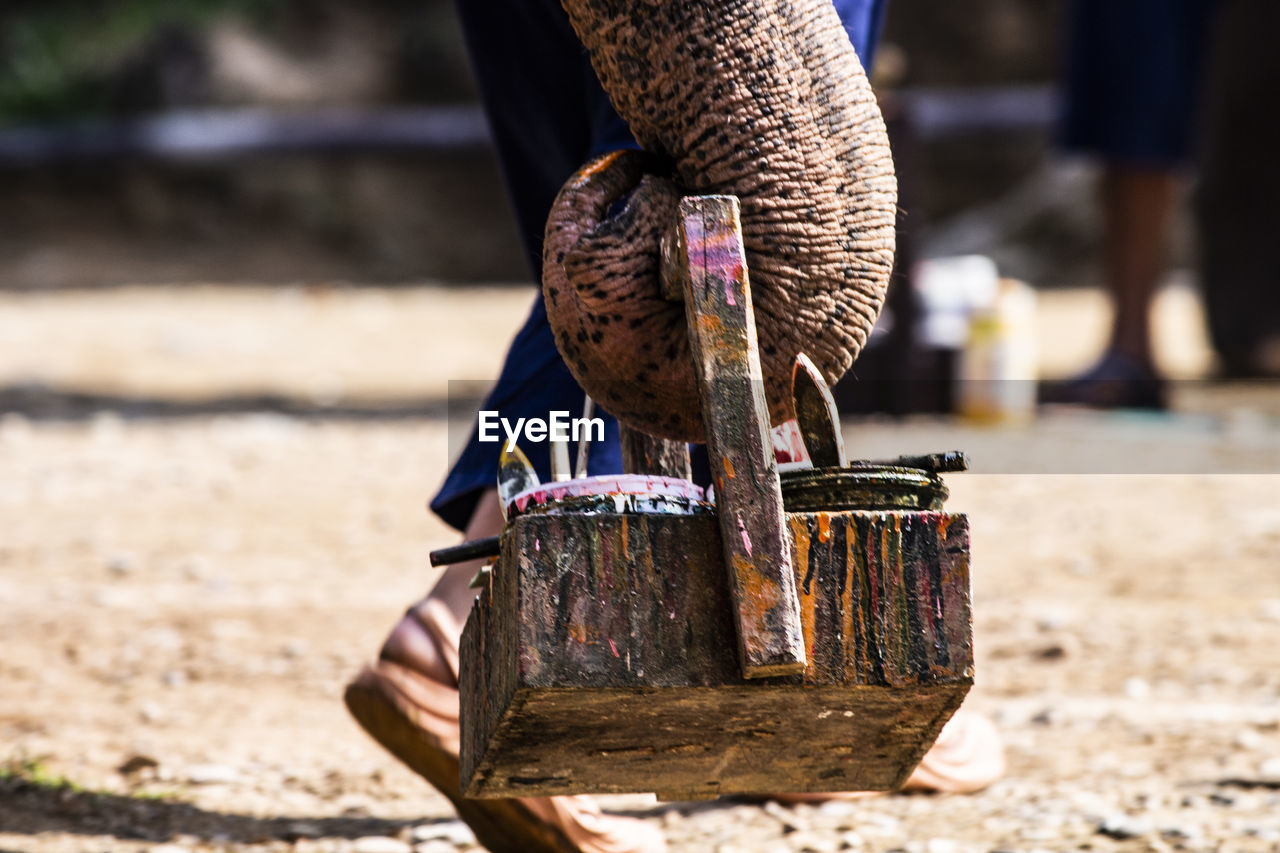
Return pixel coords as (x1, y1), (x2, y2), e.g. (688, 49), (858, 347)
(789, 512), (973, 687)
(466, 683), (970, 798)
(459, 532), (520, 787)
(509, 513), (741, 688)
(509, 511), (971, 690)
(461, 510), (974, 796)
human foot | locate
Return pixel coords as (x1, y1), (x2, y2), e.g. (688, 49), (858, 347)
(345, 601), (667, 853)
(1040, 350), (1166, 410)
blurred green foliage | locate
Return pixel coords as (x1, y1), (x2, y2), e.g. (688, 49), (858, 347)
(0, 0), (278, 122)
(0, 0), (475, 123)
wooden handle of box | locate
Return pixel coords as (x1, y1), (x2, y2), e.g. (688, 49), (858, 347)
(665, 194), (806, 678)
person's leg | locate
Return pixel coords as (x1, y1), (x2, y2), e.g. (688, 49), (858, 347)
(1089, 0), (1209, 387)
(1051, 0), (1217, 408)
(347, 488), (667, 853)
(1100, 166), (1180, 370)
(451, 0), (599, 275)
(346, 3), (654, 848)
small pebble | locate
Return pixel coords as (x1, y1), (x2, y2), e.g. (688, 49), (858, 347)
(816, 799), (858, 817)
(0, 413), (31, 443)
(1260, 599), (1280, 624)
(186, 763), (238, 784)
(1067, 553), (1098, 575)
(761, 800), (797, 830)
(1098, 813), (1154, 839)
(352, 837), (411, 853)
(1123, 677), (1151, 700)
(1234, 729), (1264, 751)
(138, 702), (165, 724)
(838, 830), (865, 849)
(117, 754), (159, 775)
(411, 821), (475, 845)
(1160, 824), (1203, 841)
(413, 842), (457, 853)
(1035, 606), (1074, 631)
(785, 830), (838, 853)
(1032, 643), (1068, 661)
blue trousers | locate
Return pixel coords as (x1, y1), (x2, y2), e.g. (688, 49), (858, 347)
(1061, 0), (1219, 167)
(433, 0), (888, 531)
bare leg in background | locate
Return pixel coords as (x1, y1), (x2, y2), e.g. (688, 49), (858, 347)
(1100, 166), (1180, 370)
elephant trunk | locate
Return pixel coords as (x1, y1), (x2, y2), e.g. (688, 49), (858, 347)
(543, 0), (897, 441)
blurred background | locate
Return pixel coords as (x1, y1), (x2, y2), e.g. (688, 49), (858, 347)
(1, 0), (1277, 435)
(3, 3), (1280, 853)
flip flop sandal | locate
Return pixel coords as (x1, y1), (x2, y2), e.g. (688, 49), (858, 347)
(345, 662), (584, 853)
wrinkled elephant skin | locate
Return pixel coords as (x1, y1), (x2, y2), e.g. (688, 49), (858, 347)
(543, 0), (897, 441)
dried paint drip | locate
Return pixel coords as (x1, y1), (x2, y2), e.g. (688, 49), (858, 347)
(780, 465), (949, 513)
(506, 473), (709, 519)
(460, 507), (974, 799)
(771, 419), (810, 466)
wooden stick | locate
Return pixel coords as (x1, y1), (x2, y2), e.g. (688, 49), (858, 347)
(619, 425), (692, 480)
(550, 437), (572, 482)
(496, 444), (539, 522)
(430, 535), (501, 567)
(792, 352), (847, 468)
(575, 396), (596, 479)
(668, 194), (806, 678)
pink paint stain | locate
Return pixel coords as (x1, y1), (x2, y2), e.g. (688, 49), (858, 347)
(608, 638), (620, 658)
(738, 517), (752, 556)
(505, 474), (706, 518)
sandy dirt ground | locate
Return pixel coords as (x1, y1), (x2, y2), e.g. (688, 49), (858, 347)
(2, 285), (1280, 853)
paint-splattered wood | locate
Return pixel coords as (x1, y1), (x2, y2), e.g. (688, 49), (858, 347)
(459, 510), (972, 799)
(669, 194), (805, 679)
(792, 352), (847, 468)
(619, 425), (692, 480)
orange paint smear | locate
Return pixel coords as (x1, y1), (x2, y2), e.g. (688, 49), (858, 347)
(723, 457), (736, 479)
(791, 519), (817, 679)
(816, 512), (832, 543)
(733, 553), (780, 658)
(696, 313), (723, 335)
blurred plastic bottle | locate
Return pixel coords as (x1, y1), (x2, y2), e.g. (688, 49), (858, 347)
(915, 255), (1039, 422)
(957, 277), (1038, 423)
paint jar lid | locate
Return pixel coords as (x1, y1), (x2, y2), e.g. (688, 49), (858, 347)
(780, 465), (949, 512)
(505, 474), (711, 518)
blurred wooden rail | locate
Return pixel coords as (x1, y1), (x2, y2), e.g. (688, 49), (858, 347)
(0, 87), (1055, 167)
